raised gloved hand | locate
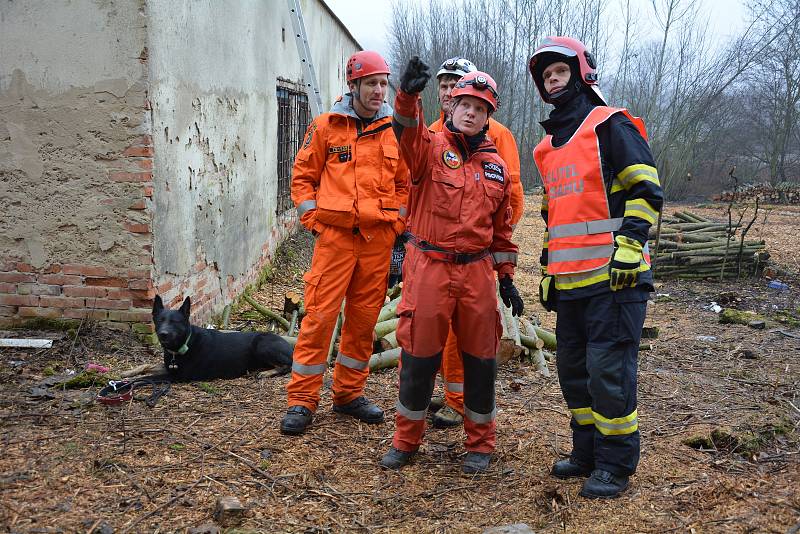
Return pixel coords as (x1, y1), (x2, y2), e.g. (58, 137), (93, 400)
(400, 56), (431, 94)
(609, 235), (643, 291)
(538, 268), (558, 312)
(499, 276), (524, 317)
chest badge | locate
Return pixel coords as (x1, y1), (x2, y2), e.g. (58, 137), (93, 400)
(442, 149), (462, 169)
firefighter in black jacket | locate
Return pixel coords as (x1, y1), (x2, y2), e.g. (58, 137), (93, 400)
(529, 36), (664, 498)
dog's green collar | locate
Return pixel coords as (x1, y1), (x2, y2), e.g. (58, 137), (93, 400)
(175, 330), (192, 355)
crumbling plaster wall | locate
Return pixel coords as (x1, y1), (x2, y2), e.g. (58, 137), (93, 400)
(0, 1), (149, 271)
(146, 0), (360, 318)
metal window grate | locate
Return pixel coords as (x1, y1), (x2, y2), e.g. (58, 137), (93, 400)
(276, 82), (310, 215)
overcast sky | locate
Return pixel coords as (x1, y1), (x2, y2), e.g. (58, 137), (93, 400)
(325, 0), (750, 61)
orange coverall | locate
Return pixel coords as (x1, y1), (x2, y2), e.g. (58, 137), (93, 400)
(288, 96), (409, 411)
(429, 113), (523, 417)
(391, 90), (518, 453)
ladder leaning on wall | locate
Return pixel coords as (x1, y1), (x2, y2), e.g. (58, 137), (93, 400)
(286, 0), (324, 118)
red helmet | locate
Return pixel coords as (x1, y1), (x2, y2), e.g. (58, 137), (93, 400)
(450, 71), (499, 112)
(528, 36), (606, 105)
(346, 50), (390, 83)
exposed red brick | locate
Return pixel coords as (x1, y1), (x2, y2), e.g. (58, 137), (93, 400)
(18, 284), (61, 296)
(134, 159), (153, 170)
(124, 222), (150, 234)
(109, 171), (152, 182)
(157, 281), (173, 294)
(15, 262), (33, 272)
(18, 306), (62, 318)
(0, 282), (16, 294)
(143, 185), (154, 198)
(0, 294), (39, 306)
(63, 264), (109, 277)
(85, 277), (128, 288)
(128, 278), (152, 290)
(193, 260), (207, 272)
(128, 199), (146, 210)
(0, 272), (36, 284)
(43, 264), (62, 274)
(39, 296), (86, 308)
(107, 310), (151, 323)
(144, 99), (151, 110)
(127, 268), (150, 279)
(63, 286), (107, 298)
(123, 145), (154, 157)
(64, 309), (109, 321)
(194, 278), (208, 291)
(38, 274), (80, 285)
(131, 298), (152, 309)
(88, 298), (132, 310)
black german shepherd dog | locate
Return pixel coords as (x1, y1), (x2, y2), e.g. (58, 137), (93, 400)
(152, 295), (293, 381)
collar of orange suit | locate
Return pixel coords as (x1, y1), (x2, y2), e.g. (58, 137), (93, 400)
(445, 120), (491, 154)
(331, 93), (393, 122)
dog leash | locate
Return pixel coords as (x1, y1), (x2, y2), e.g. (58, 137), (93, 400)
(96, 377), (172, 407)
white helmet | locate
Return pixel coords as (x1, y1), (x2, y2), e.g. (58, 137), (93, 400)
(436, 57), (477, 79)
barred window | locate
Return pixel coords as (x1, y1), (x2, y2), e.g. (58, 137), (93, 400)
(276, 81), (311, 215)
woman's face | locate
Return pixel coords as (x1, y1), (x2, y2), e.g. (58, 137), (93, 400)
(452, 95), (489, 136)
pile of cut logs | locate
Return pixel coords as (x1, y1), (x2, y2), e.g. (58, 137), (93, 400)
(650, 211), (769, 279)
(715, 182), (800, 205)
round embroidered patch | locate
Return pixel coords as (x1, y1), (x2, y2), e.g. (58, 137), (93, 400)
(442, 149), (462, 169)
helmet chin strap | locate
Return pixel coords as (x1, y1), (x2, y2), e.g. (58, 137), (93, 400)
(549, 78), (582, 107)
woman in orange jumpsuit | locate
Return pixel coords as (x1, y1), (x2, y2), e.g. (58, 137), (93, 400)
(380, 58), (523, 473)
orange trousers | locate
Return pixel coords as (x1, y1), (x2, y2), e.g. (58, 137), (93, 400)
(392, 248), (501, 454)
(286, 224), (394, 411)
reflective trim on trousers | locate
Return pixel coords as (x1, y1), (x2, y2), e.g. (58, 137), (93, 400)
(549, 244), (614, 264)
(445, 381), (463, 393)
(292, 362), (327, 375)
(336, 351), (368, 370)
(491, 251), (518, 264)
(393, 113), (418, 128)
(297, 199), (317, 217)
(465, 406), (496, 425)
(592, 409), (639, 436)
(570, 407), (595, 425)
(548, 217), (623, 239)
(396, 399), (427, 421)
(399, 205), (407, 218)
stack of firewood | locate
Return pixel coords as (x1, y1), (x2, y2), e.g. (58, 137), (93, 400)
(715, 182), (800, 204)
(650, 211), (769, 279)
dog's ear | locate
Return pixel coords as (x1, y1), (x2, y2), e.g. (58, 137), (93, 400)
(179, 296), (191, 318)
(152, 295), (164, 316)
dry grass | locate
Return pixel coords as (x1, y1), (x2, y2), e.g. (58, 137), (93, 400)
(1, 197), (798, 533)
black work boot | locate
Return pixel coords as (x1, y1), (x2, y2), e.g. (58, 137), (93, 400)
(332, 396), (384, 423)
(280, 405), (312, 435)
(462, 452), (492, 474)
(551, 458), (594, 479)
(380, 447), (415, 470)
(580, 469), (629, 499)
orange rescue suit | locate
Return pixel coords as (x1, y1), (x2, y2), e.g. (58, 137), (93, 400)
(391, 90), (517, 454)
(428, 114), (524, 416)
(287, 96), (409, 412)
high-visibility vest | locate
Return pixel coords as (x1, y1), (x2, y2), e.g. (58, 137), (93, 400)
(534, 106), (649, 275)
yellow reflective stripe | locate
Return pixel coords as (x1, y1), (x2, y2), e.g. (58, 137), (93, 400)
(555, 266), (609, 290)
(543, 231), (549, 248)
(610, 178), (625, 194)
(592, 409), (639, 436)
(541, 196), (549, 211)
(393, 112), (418, 128)
(570, 407), (594, 425)
(624, 198), (658, 225)
(617, 164), (660, 189)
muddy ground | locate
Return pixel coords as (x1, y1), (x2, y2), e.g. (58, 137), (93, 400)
(1, 197), (799, 533)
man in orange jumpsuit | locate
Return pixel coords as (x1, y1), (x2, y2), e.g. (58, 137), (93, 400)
(427, 57), (525, 428)
(280, 51), (409, 435)
(380, 58), (524, 473)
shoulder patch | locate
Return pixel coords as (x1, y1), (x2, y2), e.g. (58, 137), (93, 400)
(442, 148), (462, 169)
(483, 161), (504, 183)
(302, 122), (317, 149)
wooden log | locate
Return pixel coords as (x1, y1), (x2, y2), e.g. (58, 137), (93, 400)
(287, 310), (299, 337)
(221, 304), (232, 329)
(377, 295), (401, 322)
(326, 302), (345, 365)
(369, 347), (401, 371)
(374, 317), (399, 339)
(378, 330), (398, 350)
(532, 325), (557, 351)
(520, 318), (549, 377)
(243, 294), (290, 330)
(283, 291), (302, 315)
(281, 335), (297, 347)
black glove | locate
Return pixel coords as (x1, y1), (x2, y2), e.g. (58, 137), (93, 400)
(400, 56), (431, 94)
(499, 276), (524, 317)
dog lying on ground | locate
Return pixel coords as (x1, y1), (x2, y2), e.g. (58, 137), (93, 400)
(151, 295), (293, 381)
